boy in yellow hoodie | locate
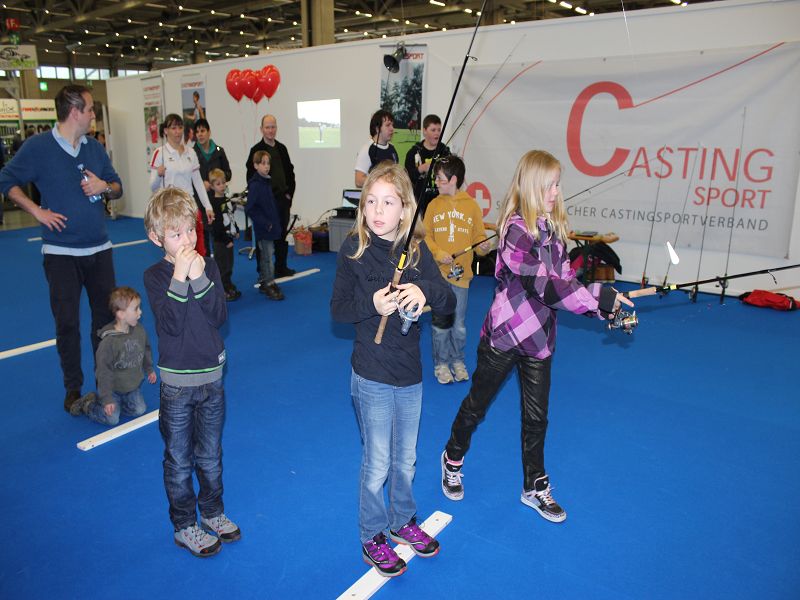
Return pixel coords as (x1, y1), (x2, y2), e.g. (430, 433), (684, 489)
(423, 156), (492, 384)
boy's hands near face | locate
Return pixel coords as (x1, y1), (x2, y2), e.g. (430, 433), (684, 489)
(188, 252), (206, 280)
(173, 245), (198, 282)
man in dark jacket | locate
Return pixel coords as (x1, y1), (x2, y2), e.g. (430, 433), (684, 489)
(194, 119), (232, 253)
(245, 114), (296, 277)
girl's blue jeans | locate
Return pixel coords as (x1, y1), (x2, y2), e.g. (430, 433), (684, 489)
(351, 369), (422, 543)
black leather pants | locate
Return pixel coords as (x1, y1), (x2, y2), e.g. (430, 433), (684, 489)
(445, 338), (552, 491)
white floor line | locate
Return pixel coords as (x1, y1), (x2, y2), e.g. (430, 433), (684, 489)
(112, 239), (149, 248)
(337, 511), (453, 600)
(27, 236), (42, 242)
(77, 409), (159, 451)
(0, 338), (56, 360)
(252, 267), (321, 287)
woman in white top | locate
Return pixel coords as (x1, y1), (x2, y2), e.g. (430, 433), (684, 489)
(149, 113), (214, 225)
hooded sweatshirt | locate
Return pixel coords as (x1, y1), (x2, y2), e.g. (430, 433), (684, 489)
(95, 321), (155, 406)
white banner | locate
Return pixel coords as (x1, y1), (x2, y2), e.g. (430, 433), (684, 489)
(141, 75), (164, 164)
(21, 99), (56, 121)
(450, 42), (800, 258)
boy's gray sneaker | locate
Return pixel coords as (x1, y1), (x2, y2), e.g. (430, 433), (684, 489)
(452, 361), (469, 382)
(174, 523), (222, 557)
(69, 392), (96, 416)
(201, 513), (241, 543)
(435, 364), (454, 384)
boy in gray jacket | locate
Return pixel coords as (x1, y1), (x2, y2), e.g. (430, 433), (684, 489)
(71, 286), (157, 425)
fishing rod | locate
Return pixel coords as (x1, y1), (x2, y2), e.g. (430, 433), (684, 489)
(636, 263), (800, 298)
(374, 0), (489, 344)
(446, 232), (498, 281)
(444, 35), (525, 148)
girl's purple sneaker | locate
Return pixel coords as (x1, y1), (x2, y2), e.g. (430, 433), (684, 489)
(389, 517), (440, 557)
(362, 533), (407, 577)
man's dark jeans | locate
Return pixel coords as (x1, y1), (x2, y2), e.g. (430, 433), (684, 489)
(43, 249), (115, 393)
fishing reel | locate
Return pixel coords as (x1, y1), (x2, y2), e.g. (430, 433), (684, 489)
(608, 309), (638, 335)
(447, 262), (465, 281)
(397, 303), (420, 335)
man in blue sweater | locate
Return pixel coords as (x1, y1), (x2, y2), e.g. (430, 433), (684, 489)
(0, 84), (122, 414)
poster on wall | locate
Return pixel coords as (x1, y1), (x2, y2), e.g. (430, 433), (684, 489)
(380, 44), (426, 157)
(449, 42), (800, 259)
(142, 75), (164, 163)
(181, 73), (206, 127)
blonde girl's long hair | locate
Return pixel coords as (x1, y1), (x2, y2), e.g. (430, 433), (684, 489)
(496, 150), (569, 243)
(349, 161), (424, 268)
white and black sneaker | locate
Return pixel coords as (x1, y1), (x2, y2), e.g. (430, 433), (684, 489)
(441, 451), (464, 501)
(520, 475), (566, 523)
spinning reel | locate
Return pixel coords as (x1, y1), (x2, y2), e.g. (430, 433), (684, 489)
(447, 262), (465, 281)
(608, 309), (639, 335)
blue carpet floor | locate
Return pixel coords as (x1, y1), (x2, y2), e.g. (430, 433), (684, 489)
(0, 216), (797, 599)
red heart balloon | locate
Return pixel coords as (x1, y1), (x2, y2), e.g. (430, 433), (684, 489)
(240, 69), (258, 100)
(225, 69), (243, 102)
(252, 87), (264, 104)
(259, 65), (281, 99)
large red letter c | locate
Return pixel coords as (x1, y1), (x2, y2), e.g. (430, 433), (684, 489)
(567, 81), (633, 177)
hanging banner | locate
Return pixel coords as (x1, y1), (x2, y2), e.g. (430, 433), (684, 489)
(0, 44), (38, 70)
(181, 73), (206, 126)
(142, 75), (164, 163)
(380, 44), (426, 155)
(451, 42), (800, 258)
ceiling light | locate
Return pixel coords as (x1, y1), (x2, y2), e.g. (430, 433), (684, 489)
(48, 38), (53, 42)
(429, 0), (445, 6)
(158, 21), (163, 26)
(575, 6), (587, 13)
(560, 1), (572, 7)
(115, 32), (119, 36)
(178, 5), (183, 10)
(143, 34), (148, 39)
(239, 30), (244, 35)
(343, 28), (348, 32)
(187, 25), (192, 29)
(127, 18), (131, 23)
(84, 29), (89, 34)
(464, 8), (472, 13)
(405, 20), (411, 24)
(364, 12), (372, 17)
(267, 17), (272, 22)
(211, 9), (215, 14)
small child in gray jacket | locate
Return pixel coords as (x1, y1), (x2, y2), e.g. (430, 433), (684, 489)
(71, 286), (157, 425)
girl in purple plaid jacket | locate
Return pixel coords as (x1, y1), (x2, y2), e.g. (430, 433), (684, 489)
(440, 150), (633, 522)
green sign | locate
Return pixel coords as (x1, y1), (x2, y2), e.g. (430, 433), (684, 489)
(8, 33), (19, 45)
(39, 81), (48, 91)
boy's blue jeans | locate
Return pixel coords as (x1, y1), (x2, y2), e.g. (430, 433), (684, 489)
(431, 283), (469, 366)
(257, 239), (276, 284)
(351, 370), (422, 543)
(86, 388), (146, 426)
(158, 379), (226, 531)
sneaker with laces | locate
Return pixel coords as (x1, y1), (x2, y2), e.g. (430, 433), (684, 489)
(451, 361), (469, 382)
(174, 523), (222, 557)
(362, 533), (407, 577)
(389, 517), (439, 557)
(520, 475), (566, 523)
(441, 451), (464, 501)
(201, 513), (241, 542)
(434, 364), (454, 384)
